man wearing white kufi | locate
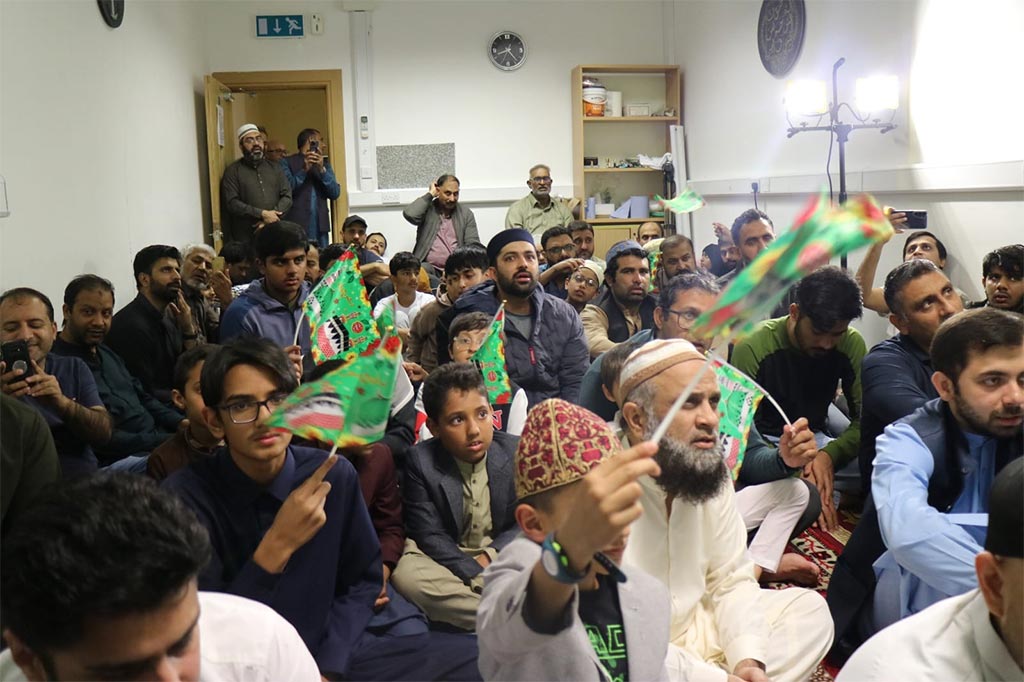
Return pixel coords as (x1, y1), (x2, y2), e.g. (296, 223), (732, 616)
(618, 339), (833, 682)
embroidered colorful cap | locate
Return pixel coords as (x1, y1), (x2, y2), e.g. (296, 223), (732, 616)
(514, 399), (621, 500)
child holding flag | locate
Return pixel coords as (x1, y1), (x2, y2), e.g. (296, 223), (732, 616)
(477, 400), (671, 681)
(414, 311), (529, 440)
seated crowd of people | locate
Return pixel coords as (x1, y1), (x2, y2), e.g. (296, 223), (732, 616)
(1, 136), (1022, 682)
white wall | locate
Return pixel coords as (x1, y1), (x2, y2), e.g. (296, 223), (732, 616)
(672, 0), (1024, 345)
(0, 0), (208, 309)
(201, 0), (669, 252)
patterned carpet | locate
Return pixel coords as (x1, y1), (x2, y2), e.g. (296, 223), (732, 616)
(765, 509), (861, 682)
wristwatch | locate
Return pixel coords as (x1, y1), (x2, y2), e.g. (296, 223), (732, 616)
(540, 534), (590, 584)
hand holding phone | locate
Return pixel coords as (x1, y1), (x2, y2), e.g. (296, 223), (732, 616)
(1, 340), (34, 378)
(893, 210), (927, 230)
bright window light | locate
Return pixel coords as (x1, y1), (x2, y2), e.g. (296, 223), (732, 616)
(784, 79), (828, 115)
(855, 75), (899, 112)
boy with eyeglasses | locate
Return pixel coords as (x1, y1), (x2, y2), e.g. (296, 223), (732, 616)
(565, 260), (604, 313)
(415, 312), (529, 440)
(163, 337), (481, 681)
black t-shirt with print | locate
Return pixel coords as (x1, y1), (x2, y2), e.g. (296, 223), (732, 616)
(578, 574), (629, 682)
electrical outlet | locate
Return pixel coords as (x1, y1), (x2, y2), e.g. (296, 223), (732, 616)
(310, 14), (323, 35)
(381, 192), (401, 205)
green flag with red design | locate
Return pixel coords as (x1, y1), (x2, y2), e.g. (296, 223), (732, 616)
(470, 305), (513, 406)
(303, 249), (380, 365)
(711, 356), (765, 481)
(265, 332), (402, 447)
(693, 190), (893, 342)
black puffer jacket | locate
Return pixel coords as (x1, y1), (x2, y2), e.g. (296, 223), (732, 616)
(437, 280), (589, 407)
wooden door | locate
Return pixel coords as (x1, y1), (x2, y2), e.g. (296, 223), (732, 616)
(204, 75), (233, 252)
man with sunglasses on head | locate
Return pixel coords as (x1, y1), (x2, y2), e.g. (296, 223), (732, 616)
(504, 164), (573, 237)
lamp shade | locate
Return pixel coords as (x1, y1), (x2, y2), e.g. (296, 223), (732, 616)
(855, 75), (899, 112)
(784, 79), (828, 115)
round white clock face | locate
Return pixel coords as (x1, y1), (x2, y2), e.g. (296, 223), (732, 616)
(489, 31), (526, 71)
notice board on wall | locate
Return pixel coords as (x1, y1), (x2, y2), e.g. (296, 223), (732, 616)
(376, 143), (455, 190)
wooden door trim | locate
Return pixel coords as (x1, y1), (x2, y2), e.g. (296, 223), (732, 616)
(209, 70), (348, 243)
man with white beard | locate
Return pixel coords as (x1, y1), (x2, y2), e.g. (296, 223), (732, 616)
(618, 339), (833, 682)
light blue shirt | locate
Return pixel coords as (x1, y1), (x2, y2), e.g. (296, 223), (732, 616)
(870, 421), (996, 628)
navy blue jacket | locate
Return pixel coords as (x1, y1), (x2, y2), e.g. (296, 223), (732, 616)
(402, 431), (519, 581)
(164, 445), (425, 675)
(858, 334), (937, 489)
(437, 280), (589, 407)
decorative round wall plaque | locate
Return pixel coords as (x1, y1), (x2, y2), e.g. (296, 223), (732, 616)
(757, 0), (805, 78)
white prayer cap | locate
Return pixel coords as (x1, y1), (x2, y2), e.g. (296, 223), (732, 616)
(616, 339), (705, 407)
(236, 123), (260, 141)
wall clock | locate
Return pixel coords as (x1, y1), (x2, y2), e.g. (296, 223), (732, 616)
(98, 0), (125, 28)
(757, 0), (805, 78)
(489, 31), (526, 72)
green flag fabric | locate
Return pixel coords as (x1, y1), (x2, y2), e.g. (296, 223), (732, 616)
(656, 186), (706, 214)
(711, 356), (765, 481)
(693, 191), (892, 343)
(266, 332), (402, 448)
(303, 249), (380, 365)
(470, 305), (513, 406)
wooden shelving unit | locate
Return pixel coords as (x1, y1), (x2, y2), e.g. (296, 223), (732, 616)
(572, 64), (682, 252)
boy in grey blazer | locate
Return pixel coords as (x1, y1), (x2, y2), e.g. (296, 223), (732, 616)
(477, 399), (671, 681)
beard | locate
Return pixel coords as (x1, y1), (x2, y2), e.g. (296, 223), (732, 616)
(496, 267), (537, 299)
(243, 147), (264, 163)
(643, 418), (729, 505)
(954, 389), (1024, 439)
(150, 280), (181, 303)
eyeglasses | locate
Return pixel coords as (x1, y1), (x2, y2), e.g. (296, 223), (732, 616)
(453, 337), (483, 348)
(571, 273), (598, 288)
(664, 308), (701, 326)
(546, 244), (576, 256)
(220, 394), (288, 424)
(529, 176), (552, 184)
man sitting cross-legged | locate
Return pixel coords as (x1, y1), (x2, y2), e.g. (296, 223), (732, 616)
(0, 474), (319, 681)
(618, 339), (833, 682)
(477, 399), (671, 682)
(393, 363), (520, 631)
(163, 338), (480, 680)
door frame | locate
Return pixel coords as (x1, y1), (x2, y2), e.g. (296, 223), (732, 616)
(206, 69), (348, 248)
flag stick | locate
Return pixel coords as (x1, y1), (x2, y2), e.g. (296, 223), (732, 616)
(292, 310), (305, 347)
(327, 441), (340, 458)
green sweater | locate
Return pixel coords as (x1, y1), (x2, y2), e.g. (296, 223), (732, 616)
(731, 316), (865, 468)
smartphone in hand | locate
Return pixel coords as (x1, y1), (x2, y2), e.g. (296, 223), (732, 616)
(1, 339), (34, 377)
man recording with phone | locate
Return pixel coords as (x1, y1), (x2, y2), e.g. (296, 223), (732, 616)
(282, 128), (340, 250)
(855, 210), (969, 316)
(1, 288), (111, 477)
